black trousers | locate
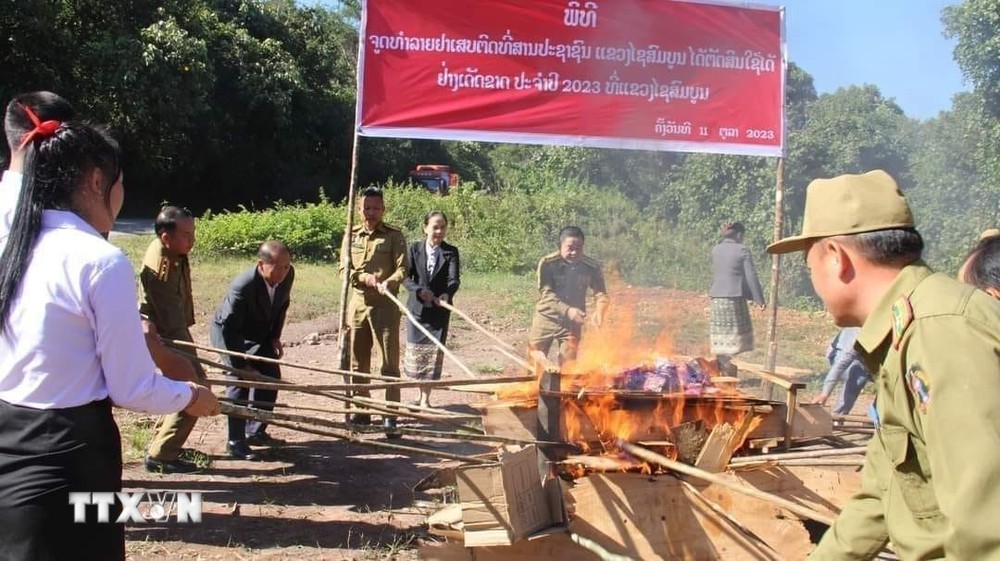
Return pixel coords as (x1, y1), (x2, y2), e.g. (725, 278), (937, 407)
(0, 398), (124, 561)
(223, 358), (281, 442)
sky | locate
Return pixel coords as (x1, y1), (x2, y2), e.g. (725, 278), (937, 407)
(756, 0), (967, 120)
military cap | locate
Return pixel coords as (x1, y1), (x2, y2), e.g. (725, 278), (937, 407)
(767, 169), (915, 254)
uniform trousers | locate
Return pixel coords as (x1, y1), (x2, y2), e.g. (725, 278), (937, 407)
(349, 298), (402, 404)
(147, 329), (207, 461)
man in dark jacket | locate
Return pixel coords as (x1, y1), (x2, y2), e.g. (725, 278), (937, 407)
(211, 240), (294, 461)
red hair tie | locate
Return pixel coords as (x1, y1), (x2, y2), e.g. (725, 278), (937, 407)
(18, 103), (62, 150)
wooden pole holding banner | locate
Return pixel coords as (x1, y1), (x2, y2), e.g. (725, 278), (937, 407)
(337, 27), (368, 374)
(762, 157), (785, 401)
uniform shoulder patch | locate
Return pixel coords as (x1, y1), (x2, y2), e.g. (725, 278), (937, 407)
(581, 256), (602, 269)
(890, 296), (913, 350)
(906, 364), (931, 414)
(540, 251), (561, 264)
(380, 222), (401, 232)
(156, 256), (170, 282)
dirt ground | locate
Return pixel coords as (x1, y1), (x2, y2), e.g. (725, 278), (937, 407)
(121, 287), (840, 560)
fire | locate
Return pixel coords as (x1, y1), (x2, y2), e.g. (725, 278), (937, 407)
(494, 287), (762, 477)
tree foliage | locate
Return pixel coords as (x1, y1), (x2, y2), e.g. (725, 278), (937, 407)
(1, 1), (996, 305)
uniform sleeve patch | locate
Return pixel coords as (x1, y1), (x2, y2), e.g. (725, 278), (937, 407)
(906, 364), (931, 414)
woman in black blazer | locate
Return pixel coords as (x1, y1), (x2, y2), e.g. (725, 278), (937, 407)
(402, 211), (461, 407)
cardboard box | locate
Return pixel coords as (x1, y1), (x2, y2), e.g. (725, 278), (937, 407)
(456, 445), (553, 546)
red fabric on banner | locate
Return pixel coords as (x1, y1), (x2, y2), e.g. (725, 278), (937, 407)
(357, 0), (784, 157)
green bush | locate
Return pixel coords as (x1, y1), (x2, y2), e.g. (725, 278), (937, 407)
(197, 195), (346, 259)
(194, 182), (742, 295)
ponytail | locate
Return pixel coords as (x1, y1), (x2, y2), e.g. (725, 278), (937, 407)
(0, 121), (120, 332)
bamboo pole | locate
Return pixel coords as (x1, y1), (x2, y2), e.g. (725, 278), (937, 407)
(618, 440), (836, 526)
(221, 404), (489, 464)
(192, 347), (484, 431)
(207, 379), (477, 420)
(219, 397), (380, 416)
(381, 290), (477, 378)
(729, 446), (867, 464)
(336, 25), (367, 374)
(437, 300), (525, 360)
(763, 156), (785, 401)
(202, 375), (532, 393)
(731, 458), (865, 468)
(166, 338), (401, 383)
(492, 344), (534, 372)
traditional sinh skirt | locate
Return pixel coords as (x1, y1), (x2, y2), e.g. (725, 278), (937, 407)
(709, 297), (754, 355)
(403, 321), (448, 380)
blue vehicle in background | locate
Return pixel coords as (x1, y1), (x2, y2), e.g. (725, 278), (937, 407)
(409, 164), (458, 195)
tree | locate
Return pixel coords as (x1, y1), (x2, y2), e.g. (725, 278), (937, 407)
(942, 0), (1000, 190)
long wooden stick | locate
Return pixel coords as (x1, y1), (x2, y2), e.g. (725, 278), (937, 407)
(190, 354), (482, 427)
(732, 459), (865, 468)
(381, 290), (477, 378)
(203, 375), (533, 393)
(491, 345), (534, 372)
(194, 349), (484, 431)
(730, 446), (867, 464)
(165, 338), (401, 383)
(437, 300), (524, 360)
(618, 441), (836, 526)
(221, 403), (489, 464)
(207, 379), (476, 420)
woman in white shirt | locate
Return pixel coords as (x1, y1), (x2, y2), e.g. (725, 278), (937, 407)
(0, 114), (219, 560)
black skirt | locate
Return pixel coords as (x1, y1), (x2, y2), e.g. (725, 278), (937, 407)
(0, 398), (124, 560)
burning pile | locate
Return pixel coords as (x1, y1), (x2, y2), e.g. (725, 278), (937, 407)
(554, 356), (763, 478)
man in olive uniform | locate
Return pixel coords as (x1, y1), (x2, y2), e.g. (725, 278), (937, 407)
(528, 226), (609, 365)
(140, 206), (207, 474)
(767, 170), (1000, 560)
(339, 187), (408, 435)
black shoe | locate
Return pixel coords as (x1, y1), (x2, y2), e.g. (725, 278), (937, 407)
(246, 432), (284, 447)
(347, 413), (372, 425)
(226, 440), (259, 461)
(383, 417), (402, 440)
(145, 456), (200, 474)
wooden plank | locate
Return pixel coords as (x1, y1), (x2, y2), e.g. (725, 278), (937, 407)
(747, 403), (832, 442)
(696, 423), (738, 473)
(482, 404), (538, 441)
(731, 360), (813, 378)
(566, 473), (810, 560)
(419, 531), (601, 561)
(563, 467), (861, 561)
(696, 415), (757, 473)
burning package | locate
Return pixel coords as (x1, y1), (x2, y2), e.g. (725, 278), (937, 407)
(614, 357), (715, 395)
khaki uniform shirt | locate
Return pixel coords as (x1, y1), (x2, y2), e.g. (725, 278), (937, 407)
(811, 261), (1000, 560)
(532, 252), (609, 329)
(138, 239), (195, 341)
(339, 221), (408, 310)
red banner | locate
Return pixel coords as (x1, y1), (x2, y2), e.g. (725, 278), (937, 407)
(357, 0), (785, 157)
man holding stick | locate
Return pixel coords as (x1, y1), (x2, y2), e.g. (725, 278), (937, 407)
(767, 170), (1000, 560)
(140, 205), (209, 474)
(339, 187), (408, 437)
(212, 241), (294, 461)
